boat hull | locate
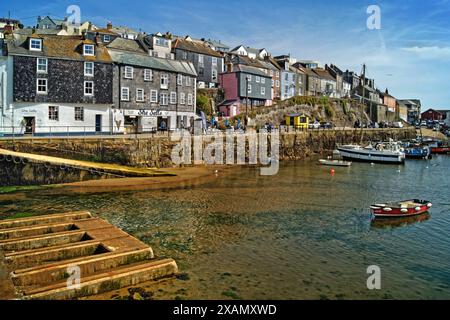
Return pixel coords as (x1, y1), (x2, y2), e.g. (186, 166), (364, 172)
(318, 159), (352, 167)
(338, 148), (405, 164)
(430, 147), (450, 154)
(370, 200), (432, 218)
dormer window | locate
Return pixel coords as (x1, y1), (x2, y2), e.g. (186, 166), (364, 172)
(83, 44), (95, 56)
(103, 35), (111, 42)
(30, 39), (42, 51)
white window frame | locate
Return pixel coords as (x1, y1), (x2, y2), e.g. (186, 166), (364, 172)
(247, 75), (252, 82)
(48, 106), (59, 121)
(150, 90), (158, 103)
(136, 88), (145, 102)
(160, 92), (168, 106)
(84, 62), (94, 77)
(144, 69), (153, 81)
(187, 93), (193, 106)
(180, 93), (186, 105)
(103, 35), (111, 42)
(256, 76), (260, 83)
(83, 44), (95, 56)
(247, 84), (252, 94)
(261, 77), (266, 84)
(186, 76), (191, 86)
(124, 66), (134, 79)
(212, 57), (217, 66)
(84, 81), (94, 96)
(170, 92), (177, 104)
(198, 54), (204, 66)
(261, 87), (266, 95)
(177, 74), (183, 86)
(121, 87), (130, 101)
(160, 74), (169, 89)
(37, 58), (48, 73)
(30, 39), (42, 51)
(276, 80), (280, 88)
(212, 69), (217, 81)
(74, 106), (84, 121)
(36, 78), (47, 94)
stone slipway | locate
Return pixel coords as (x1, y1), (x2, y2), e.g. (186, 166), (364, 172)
(0, 148), (174, 178)
(0, 211), (178, 300)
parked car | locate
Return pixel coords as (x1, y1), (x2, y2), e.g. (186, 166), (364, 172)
(320, 122), (333, 129)
(392, 122), (404, 128)
(309, 121), (320, 130)
(420, 121), (427, 127)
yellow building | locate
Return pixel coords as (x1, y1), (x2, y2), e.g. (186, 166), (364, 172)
(285, 114), (309, 129)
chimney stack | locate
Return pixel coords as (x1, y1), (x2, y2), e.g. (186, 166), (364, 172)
(227, 62), (233, 73)
(107, 22), (113, 30)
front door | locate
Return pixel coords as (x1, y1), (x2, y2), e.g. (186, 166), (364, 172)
(95, 115), (102, 133)
(24, 117), (35, 134)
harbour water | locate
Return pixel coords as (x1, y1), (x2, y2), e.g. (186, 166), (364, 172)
(1, 156), (450, 300)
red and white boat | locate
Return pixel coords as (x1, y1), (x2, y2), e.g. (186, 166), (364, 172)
(370, 199), (432, 218)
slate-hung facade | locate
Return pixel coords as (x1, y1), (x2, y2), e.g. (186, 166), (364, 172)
(4, 33), (115, 135)
(173, 37), (223, 89)
(219, 64), (272, 117)
(107, 37), (197, 132)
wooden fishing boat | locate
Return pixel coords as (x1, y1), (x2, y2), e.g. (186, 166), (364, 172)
(370, 199), (432, 218)
(318, 159), (352, 167)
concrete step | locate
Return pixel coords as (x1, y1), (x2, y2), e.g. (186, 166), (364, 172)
(21, 258), (178, 300)
(0, 230), (90, 252)
(0, 222), (79, 241)
(11, 248), (153, 287)
(0, 211), (92, 230)
(4, 241), (105, 268)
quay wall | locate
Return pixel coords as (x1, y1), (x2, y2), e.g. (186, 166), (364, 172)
(0, 128), (416, 168)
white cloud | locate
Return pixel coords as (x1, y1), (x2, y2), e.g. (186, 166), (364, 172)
(402, 46), (450, 60)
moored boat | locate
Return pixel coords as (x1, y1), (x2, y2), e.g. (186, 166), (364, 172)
(370, 199), (432, 218)
(318, 159), (352, 167)
(337, 140), (405, 164)
(404, 144), (431, 159)
(424, 140), (450, 154)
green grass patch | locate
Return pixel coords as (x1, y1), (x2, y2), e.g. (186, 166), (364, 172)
(0, 185), (43, 194)
(5, 212), (36, 219)
(222, 290), (242, 300)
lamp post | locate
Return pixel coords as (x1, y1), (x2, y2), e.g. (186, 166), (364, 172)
(246, 75), (249, 117)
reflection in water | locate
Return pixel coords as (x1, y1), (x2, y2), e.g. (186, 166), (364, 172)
(371, 213), (431, 229)
(1, 156), (450, 300)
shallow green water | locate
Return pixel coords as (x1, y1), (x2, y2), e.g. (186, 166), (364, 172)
(1, 157), (450, 300)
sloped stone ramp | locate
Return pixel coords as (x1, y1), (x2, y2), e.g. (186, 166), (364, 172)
(0, 211), (178, 300)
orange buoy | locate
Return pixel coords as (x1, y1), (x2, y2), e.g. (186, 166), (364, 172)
(330, 169), (335, 176)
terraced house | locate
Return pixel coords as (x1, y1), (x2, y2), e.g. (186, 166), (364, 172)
(219, 63), (272, 117)
(1, 33), (115, 136)
(173, 36), (223, 88)
(107, 37), (197, 132)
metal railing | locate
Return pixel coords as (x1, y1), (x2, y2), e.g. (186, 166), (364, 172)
(0, 124), (410, 140)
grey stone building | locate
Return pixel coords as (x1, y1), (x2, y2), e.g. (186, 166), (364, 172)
(172, 36), (223, 88)
(2, 33), (115, 135)
(107, 37), (197, 132)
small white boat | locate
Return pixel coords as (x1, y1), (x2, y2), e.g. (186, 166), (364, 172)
(337, 140), (405, 164)
(318, 159), (352, 167)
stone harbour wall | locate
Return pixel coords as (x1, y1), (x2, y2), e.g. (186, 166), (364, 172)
(0, 128), (416, 169)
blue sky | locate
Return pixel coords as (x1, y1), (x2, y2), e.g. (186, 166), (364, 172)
(2, 0), (450, 109)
